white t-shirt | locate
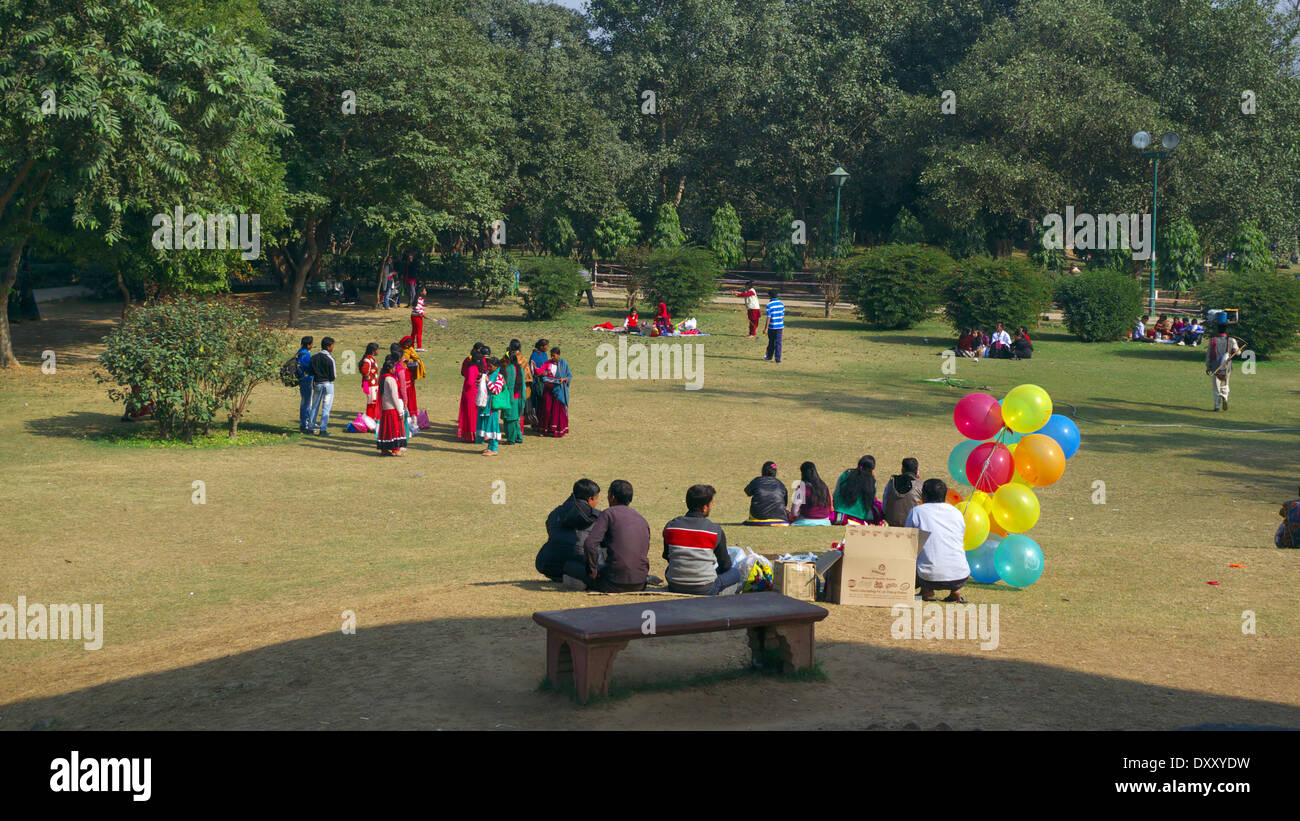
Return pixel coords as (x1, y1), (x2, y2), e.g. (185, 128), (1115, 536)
(991, 329), (1012, 347)
(906, 502), (969, 582)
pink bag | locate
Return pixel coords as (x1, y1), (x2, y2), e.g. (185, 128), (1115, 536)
(416, 409), (430, 430)
(353, 412), (377, 433)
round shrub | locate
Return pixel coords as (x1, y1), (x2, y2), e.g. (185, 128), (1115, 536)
(641, 247), (721, 317)
(519, 257), (586, 320)
(467, 248), (515, 307)
(1053, 269), (1144, 342)
(944, 255), (1052, 334)
(850, 243), (955, 329)
(1198, 268), (1300, 357)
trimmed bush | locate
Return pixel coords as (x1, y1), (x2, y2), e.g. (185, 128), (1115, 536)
(1198, 268), (1300, 357)
(944, 255), (1052, 334)
(1053, 269), (1144, 342)
(467, 248), (515, 307)
(641, 247), (721, 317)
(519, 257), (585, 320)
(97, 296), (288, 439)
(850, 243), (955, 329)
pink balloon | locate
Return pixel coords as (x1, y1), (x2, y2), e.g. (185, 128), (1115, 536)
(953, 393), (1004, 440)
(965, 442), (1015, 492)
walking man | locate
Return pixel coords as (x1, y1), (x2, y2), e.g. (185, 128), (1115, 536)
(295, 336), (314, 432)
(578, 264), (596, 308)
(308, 337), (338, 434)
(1205, 323), (1241, 412)
(763, 289), (785, 363)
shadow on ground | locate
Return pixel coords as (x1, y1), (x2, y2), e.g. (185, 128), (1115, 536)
(4, 615), (1298, 730)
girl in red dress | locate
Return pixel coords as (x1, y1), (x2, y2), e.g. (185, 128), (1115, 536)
(376, 355), (407, 456)
(360, 343), (380, 420)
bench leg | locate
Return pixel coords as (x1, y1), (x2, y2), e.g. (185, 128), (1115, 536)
(572, 640), (627, 703)
(750, 624), (815, 674)
(546, 630), (575, 690)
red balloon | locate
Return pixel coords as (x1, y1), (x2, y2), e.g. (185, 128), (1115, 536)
(953, 393), (1004, 440)
(965, 442), (1015, 492)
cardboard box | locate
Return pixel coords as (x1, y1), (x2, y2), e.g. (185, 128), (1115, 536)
(823, 525), (925, 607)
(761, 556), (817, 601)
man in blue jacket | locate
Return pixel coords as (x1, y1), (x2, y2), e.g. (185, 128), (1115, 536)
(296, 336), (314, 432)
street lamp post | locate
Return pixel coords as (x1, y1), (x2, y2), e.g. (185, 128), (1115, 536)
(1131, 131), (1179, 314)
(829, 166), (850, 258)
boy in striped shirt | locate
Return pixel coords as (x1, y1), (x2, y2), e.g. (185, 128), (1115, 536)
(663, 485), (742, 595)
(763, 290), (785, 363)
(410, 288), (427, 351)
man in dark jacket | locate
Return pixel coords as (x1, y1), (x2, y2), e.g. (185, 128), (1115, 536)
(572, 479), (650, 592)
(296, 336), (314, 432)
(744, 461), (788, 523)
(663, 484), (741, 595)
(535, 479), (601, 582)
(882, 458), (922, 528)
(307, 337), (337, 435)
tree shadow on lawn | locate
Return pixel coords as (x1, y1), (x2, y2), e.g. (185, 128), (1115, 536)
(1109, 344), (1210, 362)
(24, 412), (300, 445)
(5, 616), (1298, 729)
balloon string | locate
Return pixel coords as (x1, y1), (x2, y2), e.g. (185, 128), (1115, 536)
(961, 425), (1008, 515)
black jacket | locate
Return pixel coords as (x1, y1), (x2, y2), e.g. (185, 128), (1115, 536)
(744, 476), (788, 521)
(309, 350), (337, 382)
(534, 495), (599, 579)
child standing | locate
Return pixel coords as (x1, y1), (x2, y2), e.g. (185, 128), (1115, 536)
(763, 290), (784, 363)
(376, 354), (407, 456)
(476, 350), (505, 456)
(411, 288), (427, 351)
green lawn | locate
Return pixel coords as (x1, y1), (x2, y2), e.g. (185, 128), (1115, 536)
(1, 293), (1297, 730)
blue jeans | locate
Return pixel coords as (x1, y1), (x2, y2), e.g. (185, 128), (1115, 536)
(711, 565), (745, 594)
(309, 381), (334, 432)
(382, 287), (393, 308)
(765, 328), (783, 363)
(298, 379), (313, 430)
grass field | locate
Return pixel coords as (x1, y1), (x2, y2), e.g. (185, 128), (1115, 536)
(1, 292), (1298, 730)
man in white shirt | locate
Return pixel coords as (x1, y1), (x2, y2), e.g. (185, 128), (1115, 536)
(732, 280), (761, 337)
(1132, 315), (1149, 342)
(989, 323), (1012, 358)
(904, 479), (971, 602)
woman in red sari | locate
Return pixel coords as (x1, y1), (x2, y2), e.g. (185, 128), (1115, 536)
(653, 302), (674, 335)
(457, 342), (485, 442)
(360, 343), (380, 420)
(376, 354), (407, 456)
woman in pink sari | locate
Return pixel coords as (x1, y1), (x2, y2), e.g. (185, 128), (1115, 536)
(457, 342), (485, 442)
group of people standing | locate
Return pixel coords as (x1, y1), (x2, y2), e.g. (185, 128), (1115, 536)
(742, 456), (926, 528)
(456, 338), (573, 455)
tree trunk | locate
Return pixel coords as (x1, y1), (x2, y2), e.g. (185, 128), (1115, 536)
(0, 171), (49, 368)
(285, 216), (325, 328)
(116, 267), (133, 319)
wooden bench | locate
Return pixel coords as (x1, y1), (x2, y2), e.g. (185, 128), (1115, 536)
(533, 592), (829, 702)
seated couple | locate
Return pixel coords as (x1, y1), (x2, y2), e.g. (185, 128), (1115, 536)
(742, 458), (888, 526)
(534, 480), (741, 596)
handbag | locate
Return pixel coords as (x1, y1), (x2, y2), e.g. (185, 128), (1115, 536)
(491, 385), (511, 411)
(416, 409), (430, 429)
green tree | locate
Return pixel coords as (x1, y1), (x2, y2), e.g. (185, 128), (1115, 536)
(518, 257), (585, 320)
(542, 214), (577, 258)
(1199, 269), (1300, 357)
(1157, 217), (1203, 295)
(467, 248), (515, 308)
(944, 255), (1053, 334)
(263, 0), (508, 326)
(592, 206), (641, 259)
(707, 203), (743, 269)
(888, 207), (926, 244)
(1054, 269), (1144, 342)
(764, 209), (801, 279)
(1227, 222), (1275, 274)
(641, 247), (721, 317)
(649, 203), (686, 249)
(851, 243), (955, 329)
(0, 0), (287, 367)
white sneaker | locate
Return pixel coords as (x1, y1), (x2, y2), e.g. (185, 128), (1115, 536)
(416, 348), (426, 352)
(562, 575), (586, 591)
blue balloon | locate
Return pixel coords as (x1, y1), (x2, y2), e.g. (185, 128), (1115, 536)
(948, 440), (980, 486)
(994, 535), (1044, 588)
(966, 538), (1002, 584)
(1033, 413), (1080, 459)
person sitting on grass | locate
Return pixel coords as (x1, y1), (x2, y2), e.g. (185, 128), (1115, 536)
(905, 478), (971, 603)
(663, 484), (743, 595)
(882, 457), (922, 527)
(987, 322), (1012, 358)
(1276, 485), (1300, 549)
(622, 307), (640, 333)
(789, 461), (834, 526)
(831, 455), (886, 525)
(1132, 315), (1149, 342)
(1011, 327), (1033, 360)
(957, 328), (985, 359)
(1153, 314), (1173, 340)
(567, 479), (653, 592)
(1180, 318), (1205, 347)
(535, 478), (601, 582)
(744, 461), (789, 525)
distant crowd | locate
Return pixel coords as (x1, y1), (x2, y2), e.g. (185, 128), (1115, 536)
(1133, 314), (1204, 346)
(957, 322), (1033, 360)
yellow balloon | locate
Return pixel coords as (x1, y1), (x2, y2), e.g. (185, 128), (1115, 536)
(1015, 433), (1066, 486)
(1010, 470), (1032, 487)
(1001, 384), (1053, 434)
(991, 483), (1040, 533)
(962, 502), (990, 550)
(968, 490), (994, 512)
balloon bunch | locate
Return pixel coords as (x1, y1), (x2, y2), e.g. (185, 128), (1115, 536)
(946, 385), (1081, 588)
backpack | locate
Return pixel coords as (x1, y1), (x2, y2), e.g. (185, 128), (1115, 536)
(280, 354), (303, 387)
(1278, 500), (1300, 549)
